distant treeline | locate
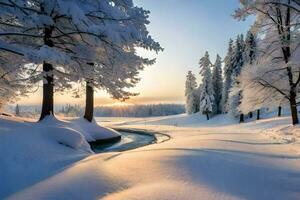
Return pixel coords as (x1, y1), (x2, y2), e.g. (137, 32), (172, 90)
(94, 104), (185, 117)
(59, 103), (185, 117)
(6, 104), (185, 118)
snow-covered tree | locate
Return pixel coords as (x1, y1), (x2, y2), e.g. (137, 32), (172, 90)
(0, 52), (31, 109)
(221, 39), (234, 113)
(0, 0), (162, 122)
(244, 31), (257, 65)
(195, 84), (201, 113)
(229, 34), (246, 122)
(235, 0), (300, 125)
(243, 30), (258, 118)
(82, 51), (157, 122)
(238, 61), (289, 117)
(199, 51), (214, 120)
(212, 54), (223, 114)
(185, 71), (198, 114)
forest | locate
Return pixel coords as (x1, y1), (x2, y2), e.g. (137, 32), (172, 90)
(185, 0), (300, 124)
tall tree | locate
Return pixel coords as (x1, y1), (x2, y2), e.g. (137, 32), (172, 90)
(82, 49), (159, 122)
(235, 0), (300, 125)
(212, 54), (223, 114)
(229, 34), (246, 122)
(185, 71), (198, 114)
(0, 0), (161, 121)
(244, 30), (258, 118)
(199, 51), (214, 120)
(244, 31), (257, 65)
(221, 39), (234, 113)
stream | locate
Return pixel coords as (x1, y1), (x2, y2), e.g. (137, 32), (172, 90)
(91, 130), (169, 153)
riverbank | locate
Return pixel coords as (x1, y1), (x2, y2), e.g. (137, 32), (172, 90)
(90, 128), (170, 153)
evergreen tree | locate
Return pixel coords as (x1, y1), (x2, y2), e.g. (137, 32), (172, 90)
(221, 39), (234, 113)
(212, 54), (223, 114)
(229, 34), (246, 122)
(244, 31), (257, 65)
(244, 30), (257, 118)
(195, 84), (202, 113)
(199, 52), (214, 120)
(185, 71), (198, 114)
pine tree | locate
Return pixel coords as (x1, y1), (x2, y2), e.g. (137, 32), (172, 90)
(229, 34), (245, 122)
(244, 30), (257, 118)
(221, 39), (234, 113)
(244, 31), (257, 65)
(185, 71), (198, 114)
(195, 84), (201, 113)
(199, 52), (214, 120)
(212, 54), (223, 114)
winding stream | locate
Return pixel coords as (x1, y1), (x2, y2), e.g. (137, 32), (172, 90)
(91, 130), (170, 153)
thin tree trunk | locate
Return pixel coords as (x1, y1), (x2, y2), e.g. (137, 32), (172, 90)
(286, 68), (299, 124)
(289, 92), (299, 125)
(257, 109), (260, 120)
(39, 26), (54, 121)
(282, 1), (298, 125)
(249, 112), (253, 118)
(206, 112), (209, 120)
(84, 81), (94, 122)
(239, 114), (244, 123)
(39, 62), (54, 120)
(278, 106), (282, 117)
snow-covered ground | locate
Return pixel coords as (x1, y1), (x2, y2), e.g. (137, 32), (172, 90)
(1, 112), (300, 199)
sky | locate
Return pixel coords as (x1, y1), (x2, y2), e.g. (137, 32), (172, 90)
(18, 0), (254, 107)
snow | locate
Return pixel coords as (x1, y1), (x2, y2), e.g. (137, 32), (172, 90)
(38, 115), (121, 142)
(0, 115), (123, 199)
(1, 112), (300, 199)
(0, 116), (90, 199)
(71, 118), (121, 142)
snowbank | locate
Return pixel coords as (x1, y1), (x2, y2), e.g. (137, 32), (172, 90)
(0, 116), (91, 199)
(71, 118), (121, 142)
(38, 116), (121, 142)
(0, 115), (122, 199)
(262, 120), (300, 146)
(38, 116), (92, 151)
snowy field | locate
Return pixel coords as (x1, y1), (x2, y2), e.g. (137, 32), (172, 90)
(1, 113), (300, 200)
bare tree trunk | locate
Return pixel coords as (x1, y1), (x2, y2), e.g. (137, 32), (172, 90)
(283, 1), (299, 125)
(289, 91), (299, 125)
(84, 81), (94, 122)
(206, 112), (209, 120)
(286, 66), (299, 124)
(249, 112), (253, 118)
(39, 26), (54, 121)
(257, 109), (260, 120)
(239, 114), (244, 123)
(278, 106), (282, 117)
